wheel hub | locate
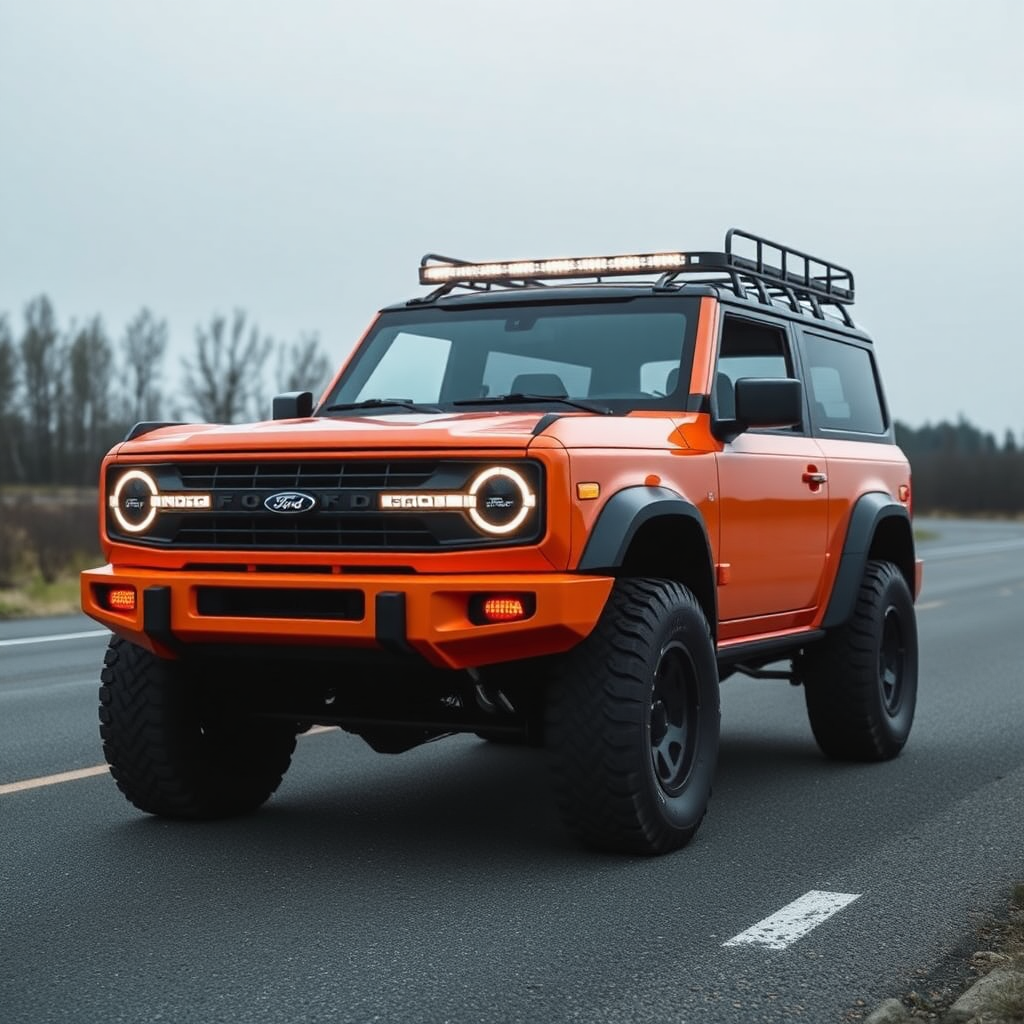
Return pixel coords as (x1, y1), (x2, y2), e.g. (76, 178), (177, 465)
(879, 605), (905, 715)
(648, 641), (699, 796)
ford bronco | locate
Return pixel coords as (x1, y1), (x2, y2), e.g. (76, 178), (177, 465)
(82, 229), (921, 854)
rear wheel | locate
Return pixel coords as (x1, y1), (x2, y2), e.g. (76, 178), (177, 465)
(801, 559), (918, 761)
(98, 637), (297, 818)
(545, 578), (720, 855)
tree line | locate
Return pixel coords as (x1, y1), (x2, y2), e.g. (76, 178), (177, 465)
(895, 419), (1024, 517)
(0, 295), (332, 486)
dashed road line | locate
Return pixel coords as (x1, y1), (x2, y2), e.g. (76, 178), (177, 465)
(723, 890), (861, 950)
(0, 765), (110, 795)
(0, 629), (109, 648)
(916, 600), (946, 611)
(0, 725), (339, 796)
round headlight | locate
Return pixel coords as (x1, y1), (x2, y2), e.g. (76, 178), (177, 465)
(468, 467), (537, 536)
(108, 470), (159, 534)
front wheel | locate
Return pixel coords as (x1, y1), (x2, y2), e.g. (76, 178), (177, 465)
(801, 559), (918, 761)
(98, 637), (297, 818)
(545, 578), (720, 855)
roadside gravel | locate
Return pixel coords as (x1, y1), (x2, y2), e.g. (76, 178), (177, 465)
(861, 885), (1024, 1024)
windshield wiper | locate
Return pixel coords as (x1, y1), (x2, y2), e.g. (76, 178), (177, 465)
(322, 398), (441, 414)
(451, 393), (614, 415)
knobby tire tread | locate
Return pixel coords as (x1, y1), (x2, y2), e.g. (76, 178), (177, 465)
(802, 559), (917, 761)
(99, 637), (296, 818)
(546, 578), (718, 855)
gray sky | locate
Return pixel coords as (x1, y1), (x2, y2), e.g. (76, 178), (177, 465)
(1, 0), (1022, 436)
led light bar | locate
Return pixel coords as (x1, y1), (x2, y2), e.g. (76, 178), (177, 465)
(419, 251), (689, 285)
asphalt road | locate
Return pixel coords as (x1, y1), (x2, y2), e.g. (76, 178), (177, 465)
(2, 518), (1023, 1024)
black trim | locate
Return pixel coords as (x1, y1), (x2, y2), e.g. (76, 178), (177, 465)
(142, 586), (175, 649)
(577, 486), (707, 571)
(822, 494), (912, 629)
(375, 591), (416, 656)
(125, 421), (187, 441)
(272, 391), (314, 420)
(717, 631), (825, 671)
(531, 413), (563, 436)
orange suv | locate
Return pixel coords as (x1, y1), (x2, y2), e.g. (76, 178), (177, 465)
(82, 229), (921, 854)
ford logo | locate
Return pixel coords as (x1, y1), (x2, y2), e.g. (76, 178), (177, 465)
(264, 491), (317, 514)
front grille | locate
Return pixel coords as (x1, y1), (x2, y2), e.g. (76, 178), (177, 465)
(176, 514), (439, 549)
(106, 458), (544, 552)
(178, 461), (438, 491)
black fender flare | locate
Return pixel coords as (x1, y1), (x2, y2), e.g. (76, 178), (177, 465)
(577, 486), (716, 630)
(577, 486), (706, 570)
(822, 492), (914, 629)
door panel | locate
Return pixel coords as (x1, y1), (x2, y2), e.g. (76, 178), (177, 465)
(716, 432), (829, 621)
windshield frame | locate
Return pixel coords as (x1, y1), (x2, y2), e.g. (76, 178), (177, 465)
(318, 294), (700, 416)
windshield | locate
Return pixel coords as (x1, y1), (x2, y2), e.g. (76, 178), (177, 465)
(321, 296), (698, 415)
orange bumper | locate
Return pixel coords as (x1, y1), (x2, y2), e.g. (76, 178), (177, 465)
(81, 565), (613, 671)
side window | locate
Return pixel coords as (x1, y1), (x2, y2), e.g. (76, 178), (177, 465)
(715, 317), (795, 425)
(355, 332), (451, 402)
(803, 334), (886, 434)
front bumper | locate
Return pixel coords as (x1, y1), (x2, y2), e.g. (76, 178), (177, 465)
(81, 565), (613, 670)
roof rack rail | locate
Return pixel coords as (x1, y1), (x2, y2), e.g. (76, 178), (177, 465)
(413, 230), (856, 324)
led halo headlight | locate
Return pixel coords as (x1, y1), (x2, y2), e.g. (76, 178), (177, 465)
(108, 469), (159, 534)
(467, 466), (537, 536)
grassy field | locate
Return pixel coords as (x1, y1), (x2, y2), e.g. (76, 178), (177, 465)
(0, 487), (100, 619)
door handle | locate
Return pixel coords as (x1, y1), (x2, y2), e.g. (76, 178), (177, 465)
(802, 470), (828, 486)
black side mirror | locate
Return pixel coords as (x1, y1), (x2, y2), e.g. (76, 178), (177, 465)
(714, 378), (803, 441)
(272, 391), (314, 420)
(735, 377), (803, 428)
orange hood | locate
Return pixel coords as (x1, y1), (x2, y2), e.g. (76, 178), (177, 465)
(116, 411), (555, 456)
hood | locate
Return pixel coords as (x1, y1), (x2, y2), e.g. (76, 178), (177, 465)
(117, 411), (557, 456)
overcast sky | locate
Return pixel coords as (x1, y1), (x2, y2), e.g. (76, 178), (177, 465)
(1, 0), (1022, 436)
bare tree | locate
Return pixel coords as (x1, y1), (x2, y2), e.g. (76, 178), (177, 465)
(0, 315), (24, 484)
(68, 317), (113, 481)
(121, 308), (168, 423)
(20, 295), (62, 482)
(181, 309), (273, 423)
(275, 331), (332, 398)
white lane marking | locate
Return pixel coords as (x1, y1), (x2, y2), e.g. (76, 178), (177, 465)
(0, 764), (110, 795)
(916, 600), (946, 611)
(723, 890), (861, 950)
(0, 724), (339, 795)
(0, 629), (109, 648)
(925, 538), (1024, 559)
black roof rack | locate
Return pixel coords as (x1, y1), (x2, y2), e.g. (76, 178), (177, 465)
(413, 229), (856, 325)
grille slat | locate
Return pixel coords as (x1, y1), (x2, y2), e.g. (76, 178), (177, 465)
(178, 461), (438, 491)
(175, 514), (439, 550)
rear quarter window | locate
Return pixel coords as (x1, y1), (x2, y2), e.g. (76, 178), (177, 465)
(802, 333), (886, 434)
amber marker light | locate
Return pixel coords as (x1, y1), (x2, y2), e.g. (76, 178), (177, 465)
(469, 593), (536, 625)
(576, 482), (600, 500)
(106, 587), (137, 613)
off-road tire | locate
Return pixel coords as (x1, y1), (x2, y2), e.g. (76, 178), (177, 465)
(98, 636), (297, 818)
(801, 559), (918, 761)
(545, 578), (720, 855)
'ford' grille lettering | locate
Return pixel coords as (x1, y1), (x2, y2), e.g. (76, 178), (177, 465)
(264, 491), (317, 514)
